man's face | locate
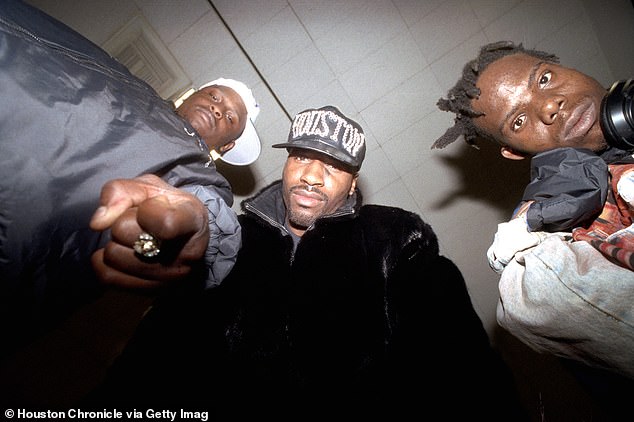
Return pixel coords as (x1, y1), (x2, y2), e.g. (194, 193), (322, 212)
(282, 148), (357, 236)
(471, 53), (608, 158)
(175, 85), (247, 152)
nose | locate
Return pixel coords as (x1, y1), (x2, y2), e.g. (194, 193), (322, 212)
(538, 94), (565, 125)
(300, 160), (325, 187)
(209, 104), (225, 119)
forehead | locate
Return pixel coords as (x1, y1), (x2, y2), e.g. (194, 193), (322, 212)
(288, 148), (354, 173)
(481, 53), (542, 82)
(476, 54), (542, 107)
(471, 54), (544, 135)
(201, 85), (246, 111)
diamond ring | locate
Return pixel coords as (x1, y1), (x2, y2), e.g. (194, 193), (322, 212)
(133, 232), (162, 258)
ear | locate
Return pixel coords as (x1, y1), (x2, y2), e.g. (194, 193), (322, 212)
(349, 174), (359, 196)
(500, 146), (527, 161)
(218, 141), (235, 154)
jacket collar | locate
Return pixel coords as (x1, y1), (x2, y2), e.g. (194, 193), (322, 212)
(241, 180), (362, 233)
(599, 146), (634, 163)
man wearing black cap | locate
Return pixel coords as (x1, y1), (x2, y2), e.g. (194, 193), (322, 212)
(90, 106), (527, 420)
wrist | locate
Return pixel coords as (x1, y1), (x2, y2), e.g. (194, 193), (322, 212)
(512, 201), (533, 219)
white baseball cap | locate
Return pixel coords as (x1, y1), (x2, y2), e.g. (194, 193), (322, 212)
(199, 78), (261, 166)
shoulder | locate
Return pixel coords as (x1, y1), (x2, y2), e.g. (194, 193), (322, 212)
(358, 204), (438, 250)
(359, 204), (432, 230)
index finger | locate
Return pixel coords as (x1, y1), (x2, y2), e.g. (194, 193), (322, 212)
(90, 175), (174, 231)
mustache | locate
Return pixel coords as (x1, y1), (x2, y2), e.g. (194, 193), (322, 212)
(290, 184), (327, 201)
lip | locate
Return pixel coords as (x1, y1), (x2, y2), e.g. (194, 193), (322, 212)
(291, 189), (324, 207)
(562, 100), (597, 142)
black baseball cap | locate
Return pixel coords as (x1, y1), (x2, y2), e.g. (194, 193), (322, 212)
(273, 105), (366, 170)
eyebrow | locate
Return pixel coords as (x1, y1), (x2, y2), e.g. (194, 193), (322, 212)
(496, 60), (547, 136)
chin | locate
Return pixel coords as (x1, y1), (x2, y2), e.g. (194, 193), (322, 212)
(590, 134), (609, 151)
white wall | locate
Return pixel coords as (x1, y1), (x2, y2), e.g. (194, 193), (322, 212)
(582, 0), (634, 81)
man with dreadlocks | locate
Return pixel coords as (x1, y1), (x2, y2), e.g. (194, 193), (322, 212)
(434, 40), (634, 417)
(434, 40), (633, 231)
(436, 40), (634, 264)
(434, 40), (634, 271)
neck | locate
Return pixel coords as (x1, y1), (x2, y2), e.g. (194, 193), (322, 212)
(286, 219), (306, 238)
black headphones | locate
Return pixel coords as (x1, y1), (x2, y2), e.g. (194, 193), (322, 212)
(600, 79), (634, 149)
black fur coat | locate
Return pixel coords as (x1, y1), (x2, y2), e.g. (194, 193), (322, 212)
(92, 181), (526, 420)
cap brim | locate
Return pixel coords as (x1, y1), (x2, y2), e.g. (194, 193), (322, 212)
(272, 140), (359, 170)
(219, 120), (261, 166)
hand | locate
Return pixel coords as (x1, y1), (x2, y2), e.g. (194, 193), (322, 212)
(486, 215), (548, 274)
(616, 169), (634, 207)
(90, 174), (209, 288)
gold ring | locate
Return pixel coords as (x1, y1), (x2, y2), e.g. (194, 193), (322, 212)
(133, 232), (161, 258)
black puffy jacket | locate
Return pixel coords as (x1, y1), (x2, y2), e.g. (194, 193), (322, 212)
(0, 0), (239, 351)
(523, 146), (634, 231)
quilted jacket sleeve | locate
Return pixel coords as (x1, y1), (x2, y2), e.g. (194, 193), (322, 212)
(523, 147), (609, 231)
(0, 0), (239, 350)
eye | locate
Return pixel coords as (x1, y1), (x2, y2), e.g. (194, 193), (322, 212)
(209, 94), (219, 101)
(538, 71), (552, 88)
(225, 112), (234, 123)
(512, 114), (526, 132)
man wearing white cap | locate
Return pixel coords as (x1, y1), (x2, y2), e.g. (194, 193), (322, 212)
(0, 0), (261, 357)
(175, 78), (261, 166)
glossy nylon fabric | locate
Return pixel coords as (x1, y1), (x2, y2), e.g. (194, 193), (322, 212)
(0, 0), (234, 347)
(523, 148), (609, 232)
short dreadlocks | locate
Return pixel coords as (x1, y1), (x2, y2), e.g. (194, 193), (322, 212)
(432, 41), (559, 149)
